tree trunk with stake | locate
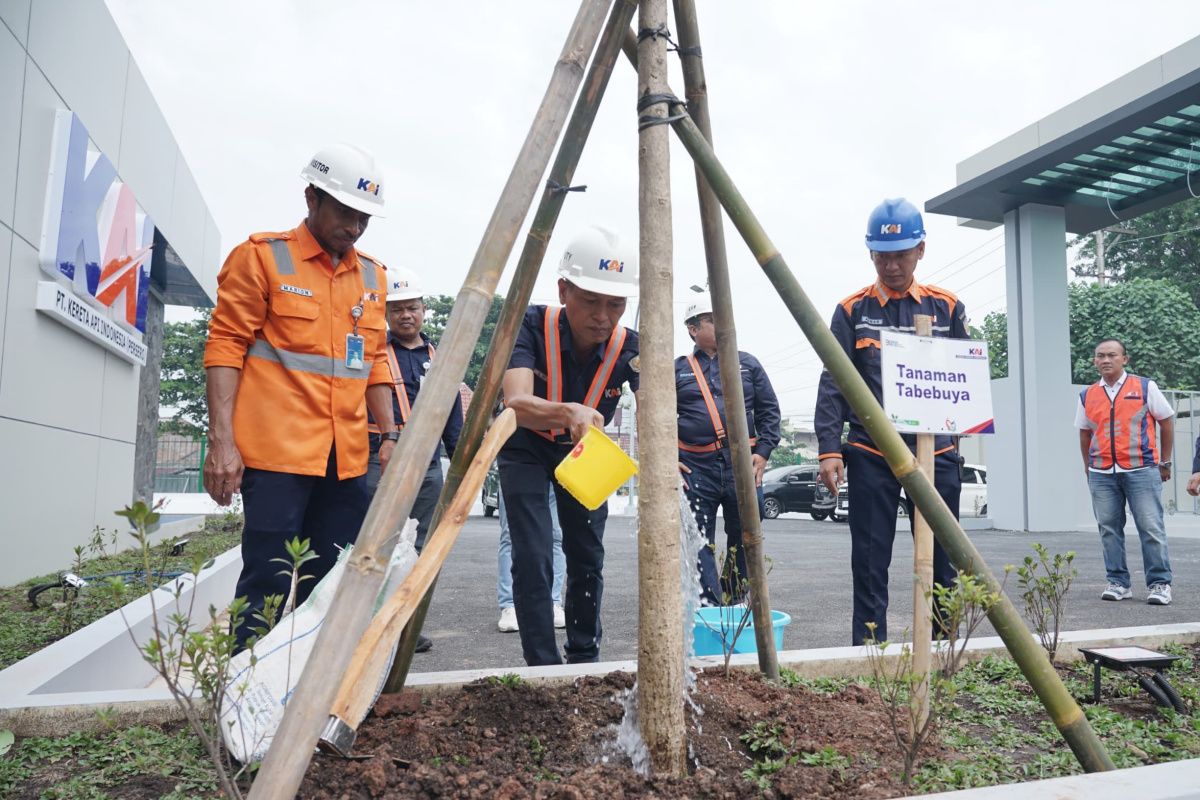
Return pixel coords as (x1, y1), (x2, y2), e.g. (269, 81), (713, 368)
(635, 0), (687, 777)
(672, 0), (778, 680)
(623, 76), (1115, 773)
(246, 4), (612, 797)
(382, 0), (639, 695)
(910, 313), (934, 731)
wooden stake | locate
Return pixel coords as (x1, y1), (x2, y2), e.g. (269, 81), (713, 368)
(381, 0), (640, 695)
(672, 0), (778, 680)
(635, 0), (687, 777)
(911, 314), (934, 731)
(320, 411), (516, 754)
(247, 3), (611, 796)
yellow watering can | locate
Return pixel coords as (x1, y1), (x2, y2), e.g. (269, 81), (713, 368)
(554, 426), (638, 511)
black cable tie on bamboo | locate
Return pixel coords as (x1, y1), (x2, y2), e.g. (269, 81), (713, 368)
(546, 179), (587, 196)
(636, 92), (688, 132)
(675, 45), (702, 58)
(637, 23), (675, 45)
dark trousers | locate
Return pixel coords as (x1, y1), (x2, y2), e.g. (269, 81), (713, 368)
(683, 452), (765, 606)
(365, 436), (443, 552)
(233, 448), (369, 649)
(500, 448), (607, 666)
(845, 446), (961, 645)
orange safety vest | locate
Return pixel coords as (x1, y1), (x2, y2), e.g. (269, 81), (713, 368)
(203, 223), (390, 479)
(368, 341), (436, 433)
(1081, 375), (1160, 470)
(677, 354), (756, 454)
(535, 306), (627, 443)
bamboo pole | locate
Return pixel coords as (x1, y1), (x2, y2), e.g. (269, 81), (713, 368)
(911, 314), (934, 731)
(381, 0), (639, 695)
(246, 5), (612, 796)
(636, 0), (687, 777)
(672, 0), (777, 680)
(663, 110), (1115, 775)
(617, 37), (1114, 773)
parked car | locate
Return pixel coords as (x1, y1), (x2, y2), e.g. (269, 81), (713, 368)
(761, 464), (839, 520)
(835, 463), (988, 520)
(481, 463), (499, 517)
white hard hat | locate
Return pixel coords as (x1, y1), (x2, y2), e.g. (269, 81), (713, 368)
(684, 292), (713, 324)
(385, 266), (422, 301)
(557, 226), (638, 298)
(300, 143), (386, 218)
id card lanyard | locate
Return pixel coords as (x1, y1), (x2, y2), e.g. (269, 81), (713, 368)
(346, 303), (365, 370)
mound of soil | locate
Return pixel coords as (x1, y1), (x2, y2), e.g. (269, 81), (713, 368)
(299, 669), (923, 799)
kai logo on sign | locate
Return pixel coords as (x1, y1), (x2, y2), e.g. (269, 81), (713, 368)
(598, 257), (624, 273)
(880, 223), (903, 235)
(356, 178), (381, 195)
(38, 111), (154, 337)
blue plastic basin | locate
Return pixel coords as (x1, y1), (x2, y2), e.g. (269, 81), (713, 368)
(692, 607), (791, 657)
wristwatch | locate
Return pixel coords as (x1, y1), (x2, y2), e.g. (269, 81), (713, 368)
(381, 431), (400, 443)
(1159, 460), (1172, 468)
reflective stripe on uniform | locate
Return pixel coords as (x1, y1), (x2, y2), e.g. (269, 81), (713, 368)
(247, 337), (370, 380)
(267, 239), (295, 276)
(535, 306), (624, 443)
(359, 255), (379, 289)
(368, 341), (436, 432)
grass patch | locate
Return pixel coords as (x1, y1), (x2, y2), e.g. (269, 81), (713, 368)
(0, 722), (220, 799)
(0, 514), (242, 670)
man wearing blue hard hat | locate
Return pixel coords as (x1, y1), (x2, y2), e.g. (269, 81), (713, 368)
(814, 198), (968, 645)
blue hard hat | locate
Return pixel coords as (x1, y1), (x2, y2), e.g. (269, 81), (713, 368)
(865, 197), (926, 252)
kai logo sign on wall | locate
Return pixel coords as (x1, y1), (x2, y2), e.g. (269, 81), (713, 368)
(35, 111), (154, 364)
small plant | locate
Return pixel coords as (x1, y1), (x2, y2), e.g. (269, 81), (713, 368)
(863, 571), (1003, 786)
(1014, 543), (1076, 662)
(86, 525), (119, 559)
(740, 722), (788, 759)
(700, 551), (774, 677)
(57, 546), (87, 636)
(488, 672), (526, 688)
(526, 734), (547, 765)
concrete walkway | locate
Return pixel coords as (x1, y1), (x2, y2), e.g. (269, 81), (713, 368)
(414, 513), (1200, 674)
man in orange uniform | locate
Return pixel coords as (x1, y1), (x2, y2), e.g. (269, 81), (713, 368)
(203, 144), (398, 647)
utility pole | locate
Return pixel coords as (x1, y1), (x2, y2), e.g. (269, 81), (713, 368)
(1092, 225), (1136, 284)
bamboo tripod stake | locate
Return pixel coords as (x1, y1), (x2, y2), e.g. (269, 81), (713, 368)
(911, 314), (934, 730)
(672, 0), (778, 680)
(635, 0), (688, 776)
(247, 3), (611, 796)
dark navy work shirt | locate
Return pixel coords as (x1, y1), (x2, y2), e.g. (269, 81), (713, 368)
(503, 305), (639, 456)
(814, 280), (968, 459)
(675, 348), (781, 461)
(367, 331), (463, 463)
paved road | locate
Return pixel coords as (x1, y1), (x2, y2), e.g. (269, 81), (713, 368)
(412, 513), (1200, 674)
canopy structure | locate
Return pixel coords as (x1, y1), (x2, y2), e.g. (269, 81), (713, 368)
(926, 35), (1200, 531)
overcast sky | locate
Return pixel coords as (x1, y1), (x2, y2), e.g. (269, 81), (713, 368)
(105, 1), (1197, 421)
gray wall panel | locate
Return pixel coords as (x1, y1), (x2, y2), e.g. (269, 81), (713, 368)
(0, 24), (24, 229)
(0, 0), (30, 46)
(27, 0), (128, 162)
(10, 55), (64, 248)
(117, 61), (177, 237)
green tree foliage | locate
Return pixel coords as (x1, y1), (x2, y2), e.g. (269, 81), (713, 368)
(981, 280), (1200, 388)
(1068, 278), (1200, 388)
(979, 311), (1008, 380)
(159, 310), (210, 436)
(1072, 198), (1200, 304)
(422, 294), (505, 388)
(767, 419), (815, 468)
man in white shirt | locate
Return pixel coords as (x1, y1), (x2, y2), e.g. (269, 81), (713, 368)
(1076, 338), (1175, 605)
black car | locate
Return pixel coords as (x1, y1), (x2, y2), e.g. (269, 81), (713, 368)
(761, 464), (839, 520)
(481, 463), (499, 517)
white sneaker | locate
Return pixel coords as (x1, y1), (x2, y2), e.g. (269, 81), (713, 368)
(1101, 583), (1133, 601)
(1147, 583), (1173, 606)
(498, 606), (519, 632)
(553, 604), (566, 629)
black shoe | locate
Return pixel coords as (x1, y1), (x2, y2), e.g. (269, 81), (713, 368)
(415, 634), (433, 653)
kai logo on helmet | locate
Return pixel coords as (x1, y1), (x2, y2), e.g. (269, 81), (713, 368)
(597, 257), (624, 273)
(356, 178), (382, 196)
(880, 223), (903, 235)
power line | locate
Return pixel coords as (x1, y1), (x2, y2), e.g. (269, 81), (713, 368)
(955, 263), (1005, 293)
(921, 232), (1004, 282)
(924, 243), (1005, 287)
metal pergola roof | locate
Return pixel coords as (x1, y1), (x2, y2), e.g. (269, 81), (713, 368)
(926, 36), (1200, 235)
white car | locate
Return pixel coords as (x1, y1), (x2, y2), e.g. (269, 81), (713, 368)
(835, 463), (988, 519)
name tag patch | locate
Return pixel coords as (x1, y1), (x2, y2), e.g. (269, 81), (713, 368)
(279, 284), (313, 297)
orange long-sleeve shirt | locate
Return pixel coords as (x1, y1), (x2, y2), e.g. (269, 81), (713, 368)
(204, 222), (390, 478)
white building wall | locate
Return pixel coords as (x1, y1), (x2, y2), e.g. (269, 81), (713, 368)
(0, 0), (218, 583)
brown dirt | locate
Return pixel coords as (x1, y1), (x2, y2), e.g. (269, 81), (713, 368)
(298, 669), (925, 799)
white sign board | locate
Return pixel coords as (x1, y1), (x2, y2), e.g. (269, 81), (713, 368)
(35, 281), (147, 365)
(880, 332), (993, 435)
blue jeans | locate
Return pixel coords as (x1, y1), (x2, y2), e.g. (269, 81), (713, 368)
(1088, 467), (1172, 588)
(682, 452), (765, 606)
(498, 487), (564, 608)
